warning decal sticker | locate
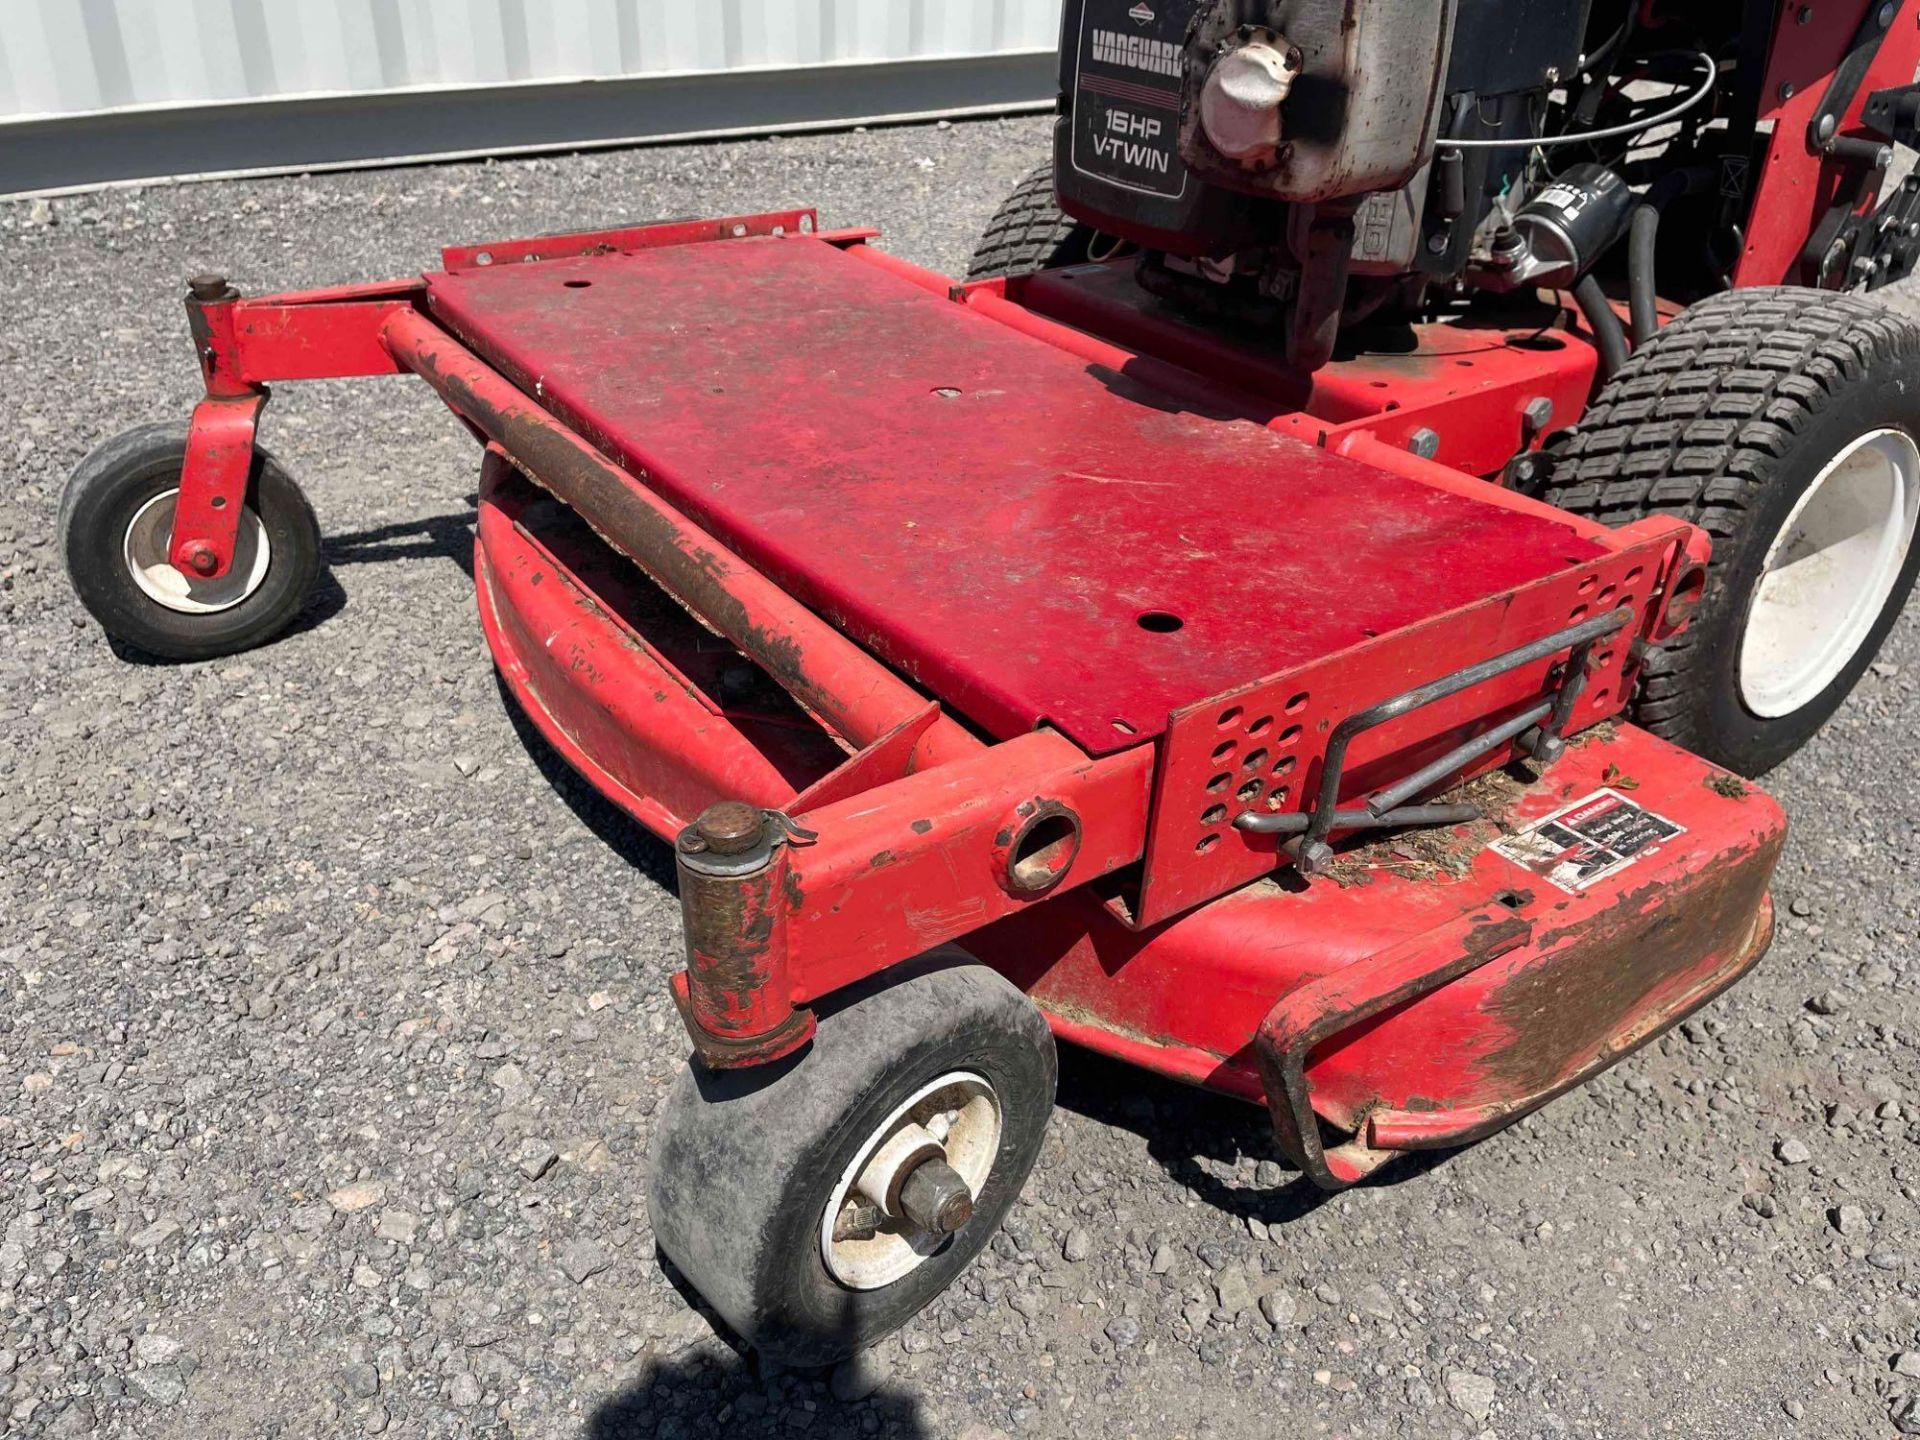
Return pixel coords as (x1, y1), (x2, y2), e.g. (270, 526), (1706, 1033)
(1490, 788), (1685, 894)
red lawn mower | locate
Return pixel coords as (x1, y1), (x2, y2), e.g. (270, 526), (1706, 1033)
(61, 0), (1920, 1365)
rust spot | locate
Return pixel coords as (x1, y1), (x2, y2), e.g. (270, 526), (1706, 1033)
(1482, 834), (1783, 1097)
(869, 849), (896, 870)
(1707, 773), (1748, 800)
(911, 818), (933, 834)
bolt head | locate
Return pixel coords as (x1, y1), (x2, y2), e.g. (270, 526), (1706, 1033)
(1817, 112), (1838, 141)
(187, 273), (232, 303)
(694, 801), (766, 856)
(180, 542), (219, 577)
(1408, 428), (1441, 461)
(1522, 396), (1555, 431)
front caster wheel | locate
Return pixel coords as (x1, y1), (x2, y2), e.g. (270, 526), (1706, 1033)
(59, 422), (321, 661)
(647, 954), (1055, 1366)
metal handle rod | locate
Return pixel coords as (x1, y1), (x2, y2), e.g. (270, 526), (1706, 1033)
(1304, 608), (1632, 854)
(1236, 803), (1482, 836)
(1364, 700), (1555, 818)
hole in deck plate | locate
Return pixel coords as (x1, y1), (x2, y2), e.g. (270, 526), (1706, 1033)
(1272, 755), (1297, 778)
(1625, 566), (1645, 584)
(732, 224), (749, 237)
(1369, 380), (1390, 390)
(1212, 740), (1237, 763)
(1207, 772), (1232, 794)
(1195, 834), (1221, 855)
(1494, 889), (1530, 911)
(1592, 686), (1612, 704)
(1217, 705), (1243, 729)
(1111, 718), (1137, 736)
(1577, 575), (1598, 594)
(210, 496), (228, 510)
(1242, 748), (1270, 772)
(563, 279), (592, 289)
(932, 386), (963, 399)
(1384, 401), (1402, 412)
(1285, 691), (1310, 714)
(1569, 605), (1589, 622)
(1510, 333), (1566, 352)
(1267, 784), (1292, 808)
(1278, 724), (1302, 747)
(475, 251), (494, 267)
(1202, 804), (1229, 825)
(1246, 714), (1272, 737)
(1236, 779), (1265, 804)
(1138, 610), (1184, 633)
(1009, 812), (1081, 894)
(800, 215), (815, 232)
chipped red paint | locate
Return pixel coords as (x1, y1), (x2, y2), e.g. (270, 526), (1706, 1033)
(166, 209), (1787, 1185)
(1737, 0), (1920, 288)
(168, 391), (267, 580)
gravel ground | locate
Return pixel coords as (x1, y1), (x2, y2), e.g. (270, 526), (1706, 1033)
(3, 116), (1920, 1440)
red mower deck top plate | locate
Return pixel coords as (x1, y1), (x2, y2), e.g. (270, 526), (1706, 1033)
(424, 235), (1607, 755)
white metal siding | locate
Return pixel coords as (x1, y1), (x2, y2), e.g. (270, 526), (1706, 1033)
(0, 0), (1064, 123)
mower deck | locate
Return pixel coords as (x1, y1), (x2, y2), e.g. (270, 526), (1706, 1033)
(425, 235), (1607, 754)
(117, 210), (1780, 1196)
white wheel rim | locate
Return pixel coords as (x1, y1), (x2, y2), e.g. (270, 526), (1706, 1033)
(121, 488), (271, 615)
(820, 1072), (1001, 1291)
(1739, 427), (1920, 718)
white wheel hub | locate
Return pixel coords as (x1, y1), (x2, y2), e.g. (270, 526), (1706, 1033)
(820, 1072), (1001, 1291)
(122, 488), (271, 615)
(1740, 427), (1920, 718)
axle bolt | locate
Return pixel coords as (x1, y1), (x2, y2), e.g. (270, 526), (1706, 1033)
(1407, 428), (1441, 461)
(693, 801), (766, 856)
(180, 542), (219, 577)
(898, 1158), (974, 1236)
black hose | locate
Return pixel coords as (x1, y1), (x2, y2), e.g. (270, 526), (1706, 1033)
(1627, 202), (1663, 347)
(1574, 274), (1630, 382)
(1626, 167), (1717, 347)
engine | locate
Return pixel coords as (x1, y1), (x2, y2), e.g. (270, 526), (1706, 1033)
(1052, 0), (1733, 370)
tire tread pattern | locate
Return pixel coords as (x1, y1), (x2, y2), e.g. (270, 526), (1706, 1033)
(1543, 286), (1920, 755)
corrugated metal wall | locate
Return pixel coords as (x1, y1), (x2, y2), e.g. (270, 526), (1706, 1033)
(0, 0), (1064, 195)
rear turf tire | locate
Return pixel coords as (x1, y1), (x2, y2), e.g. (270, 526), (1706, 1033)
(1544, 287), (1920, 777)
(967, 164), (1099, 280)
(647, 953), (1055, 1366)
(60, 422), (320, 662)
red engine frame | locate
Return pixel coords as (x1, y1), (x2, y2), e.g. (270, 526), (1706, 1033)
(139, 0), (1920, 1186)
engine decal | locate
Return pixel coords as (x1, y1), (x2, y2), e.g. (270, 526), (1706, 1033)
(1071, 0), (1192, 200)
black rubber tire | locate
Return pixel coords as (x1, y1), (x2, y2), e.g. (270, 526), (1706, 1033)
(60, 422), (321, 662)
(966, 164), (1098, 280)
(1543, 286), (1920, 777)
(648, 953), (1055, 1366)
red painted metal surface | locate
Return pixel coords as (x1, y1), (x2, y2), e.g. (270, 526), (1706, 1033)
(962, 724), (1783, 1186)
(1016, 262), (1601, 476)
(440, 209), (826, 273)
(1736, 0), (1920, 287)
(422, 234), (1614, 756)
(152, 206), (1789, 1187)
(474, 450), (845, 834)
(1138, 524), (1689, 924)
(169, 392), (267, 580)
(382, 305), (976, 766)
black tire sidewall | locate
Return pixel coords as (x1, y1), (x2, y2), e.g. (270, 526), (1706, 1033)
(62, 426), (320, 662)
(1688, 378), (1920, 774)
(748, 1009), (1053, 1361)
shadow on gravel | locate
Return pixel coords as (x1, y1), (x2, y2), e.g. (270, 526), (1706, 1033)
(585, 1264), (934, 1440)
(492, 671), (680, 890)
(322, 507), (478, 578)
(1054, 1044), (1458, 1229)
(584, 1349), (934, 1440)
